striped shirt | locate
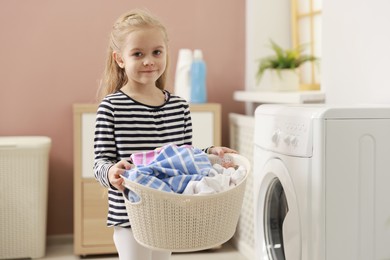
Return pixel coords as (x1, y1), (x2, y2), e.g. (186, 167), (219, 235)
(93, 90), (192, 227)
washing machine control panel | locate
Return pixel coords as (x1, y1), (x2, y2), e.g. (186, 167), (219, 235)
(255, 115), (313, 157)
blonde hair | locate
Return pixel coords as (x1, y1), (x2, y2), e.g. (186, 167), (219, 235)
(97, 10), (169, 101)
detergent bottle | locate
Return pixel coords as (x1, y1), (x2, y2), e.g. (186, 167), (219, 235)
(174, 49), (192, 101)
(190, 49), (207, 103)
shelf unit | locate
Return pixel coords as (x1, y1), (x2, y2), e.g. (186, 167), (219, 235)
(234, 90), (326, 115)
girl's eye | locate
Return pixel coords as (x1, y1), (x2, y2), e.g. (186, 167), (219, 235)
(153, 50), (162, 56)
(133, 52), (143, 57)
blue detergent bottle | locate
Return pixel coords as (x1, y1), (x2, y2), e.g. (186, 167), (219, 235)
(190, 49), (207, 103)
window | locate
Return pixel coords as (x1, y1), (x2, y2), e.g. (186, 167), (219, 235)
(291, 0), (322, 90)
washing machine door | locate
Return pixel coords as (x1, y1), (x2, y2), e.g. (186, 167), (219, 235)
(257, 158), (301, 260)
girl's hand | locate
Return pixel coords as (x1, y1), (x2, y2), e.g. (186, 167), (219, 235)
(108, 159), (133, 191)
(208, 146), (238, 157)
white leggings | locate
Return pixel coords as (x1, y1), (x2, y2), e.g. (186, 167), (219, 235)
(113, 226), (172, 260)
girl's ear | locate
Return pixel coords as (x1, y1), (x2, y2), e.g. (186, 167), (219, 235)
(113, 52), (125, 68)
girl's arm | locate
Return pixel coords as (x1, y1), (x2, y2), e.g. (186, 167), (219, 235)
(93, 100), (119, 189)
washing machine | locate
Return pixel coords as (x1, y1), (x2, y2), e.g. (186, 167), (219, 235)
(253, 104), (390, 260)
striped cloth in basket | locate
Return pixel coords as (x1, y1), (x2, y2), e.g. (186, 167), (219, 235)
(122, 144), (212, 201)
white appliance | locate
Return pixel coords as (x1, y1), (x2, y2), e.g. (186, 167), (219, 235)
(253, 104), (390, 260)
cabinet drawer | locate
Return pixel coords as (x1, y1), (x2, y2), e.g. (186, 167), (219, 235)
(82, 181), (113, 246)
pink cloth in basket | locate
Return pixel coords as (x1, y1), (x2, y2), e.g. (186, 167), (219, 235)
(130, 144), (193, 166)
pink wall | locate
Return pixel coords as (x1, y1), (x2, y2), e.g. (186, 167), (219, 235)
(0, 1), (245, 235)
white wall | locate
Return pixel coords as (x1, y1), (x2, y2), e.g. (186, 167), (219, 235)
(323, 0), (390, 104)
(246, 0), (291, 91)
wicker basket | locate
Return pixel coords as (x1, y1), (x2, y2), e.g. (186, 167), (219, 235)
(122, 153), (250, 252)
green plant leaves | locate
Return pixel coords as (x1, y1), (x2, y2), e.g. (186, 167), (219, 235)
(256, 39), (318, 84)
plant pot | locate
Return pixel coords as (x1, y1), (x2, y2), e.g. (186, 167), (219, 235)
(270, 69), (299, 91)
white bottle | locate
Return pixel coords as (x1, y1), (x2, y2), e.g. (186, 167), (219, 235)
(174, 49), (193, 101)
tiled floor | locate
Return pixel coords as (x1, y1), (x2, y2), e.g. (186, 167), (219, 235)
(42, 236), (247, 260)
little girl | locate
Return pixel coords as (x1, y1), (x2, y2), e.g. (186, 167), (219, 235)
(93, 9), (236, 260)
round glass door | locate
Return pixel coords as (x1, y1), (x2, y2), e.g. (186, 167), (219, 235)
(264, 177), (288, 260)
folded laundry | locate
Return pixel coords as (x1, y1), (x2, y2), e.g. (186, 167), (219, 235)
(122, 144), (212, 201)
(122, 144), (247, 202)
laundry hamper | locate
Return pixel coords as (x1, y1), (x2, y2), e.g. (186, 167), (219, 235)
(0, 136), (51, 259)
(122, 153), (250, 252)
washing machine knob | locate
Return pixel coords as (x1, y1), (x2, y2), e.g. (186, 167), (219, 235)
(290, 136), (298, 146)
(272, 130), (280, 144)
(284, 135), (291, 145)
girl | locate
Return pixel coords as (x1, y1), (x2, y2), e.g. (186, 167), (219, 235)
(94, 9), (236, 260)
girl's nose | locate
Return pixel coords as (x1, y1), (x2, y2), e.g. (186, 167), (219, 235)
(143, 59), (154, 66)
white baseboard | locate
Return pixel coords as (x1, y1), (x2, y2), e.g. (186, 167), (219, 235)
(232, 237), (255, 260)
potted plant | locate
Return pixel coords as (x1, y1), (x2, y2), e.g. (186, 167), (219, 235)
(256, 39), (317, 91)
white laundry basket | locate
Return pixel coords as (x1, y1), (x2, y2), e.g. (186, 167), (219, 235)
(0, 136), (51, 259)
(122, 153), (250, 252)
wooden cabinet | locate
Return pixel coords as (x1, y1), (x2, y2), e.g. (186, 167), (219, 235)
(73, 103), (221, 255)
(82, 181), (113, 246)
(73, 104), (116, 255)
(188, 103), (221, 148)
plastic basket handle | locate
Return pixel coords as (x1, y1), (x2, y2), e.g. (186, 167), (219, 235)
(122, 186), (142, 205)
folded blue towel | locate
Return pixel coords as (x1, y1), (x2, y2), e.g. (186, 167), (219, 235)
(122, 144), (212, 202)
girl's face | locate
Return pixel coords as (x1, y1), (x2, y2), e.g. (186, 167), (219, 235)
(114, 27), (167, 88)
